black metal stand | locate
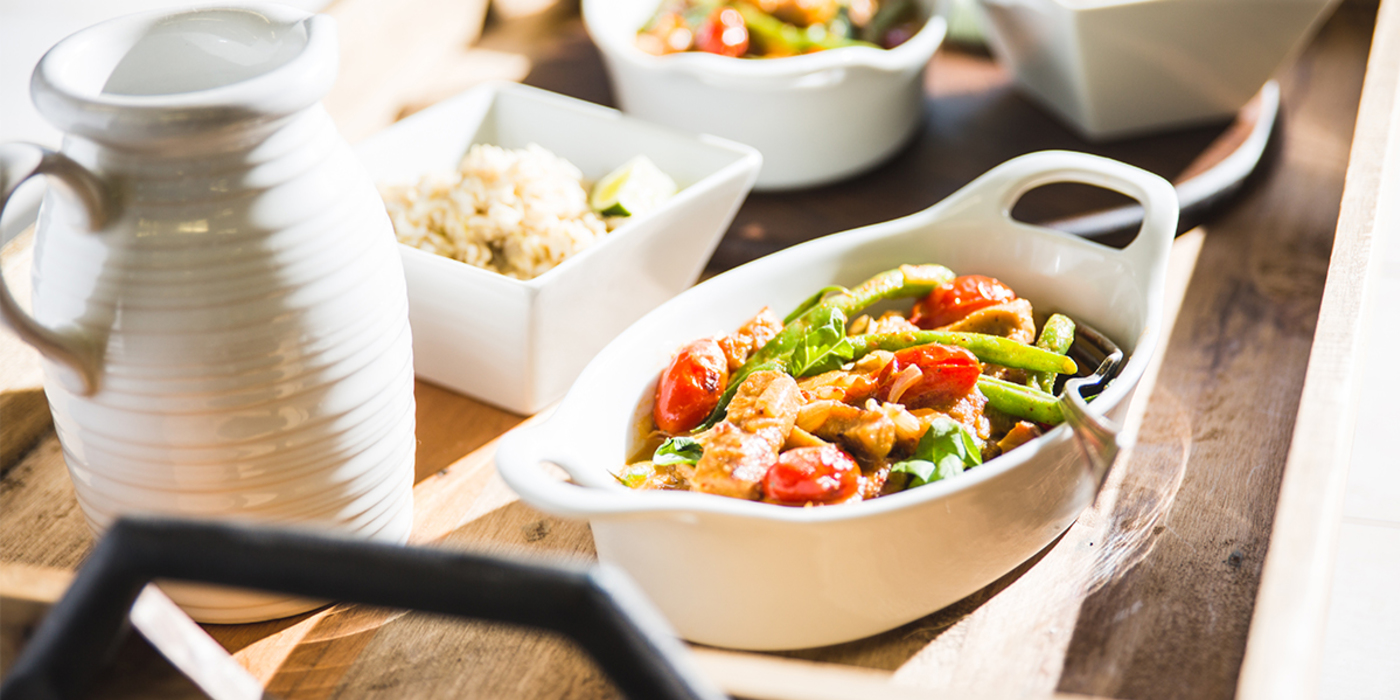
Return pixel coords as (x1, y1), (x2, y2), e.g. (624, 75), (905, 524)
(0, 517), (724, 700)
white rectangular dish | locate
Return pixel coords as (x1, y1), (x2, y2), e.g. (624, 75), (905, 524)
(354, 82), (762, 414)
(977, 0), (1340, 139)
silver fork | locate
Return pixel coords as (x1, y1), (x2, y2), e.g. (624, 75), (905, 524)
(1058, 321), (1129, 501)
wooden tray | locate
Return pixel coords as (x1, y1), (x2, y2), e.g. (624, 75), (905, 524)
(1, 1), (1389, 698)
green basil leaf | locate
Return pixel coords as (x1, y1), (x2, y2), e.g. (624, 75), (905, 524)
(890, 417), (982, 489)
(797, 336), (857, 377)
(653, 436), (704, 466)
(789, 306), (855, 377)
(889, 458), (942, 485)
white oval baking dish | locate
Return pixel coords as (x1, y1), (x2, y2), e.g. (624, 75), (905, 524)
(497, 150), (1177, 650)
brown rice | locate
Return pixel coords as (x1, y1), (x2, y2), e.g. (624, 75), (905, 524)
(381, 143), (609, 280)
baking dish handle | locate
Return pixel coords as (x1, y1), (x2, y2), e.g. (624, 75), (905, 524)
(497, 422), (659, 520)
(943, 151), (1175, 497)
(948, 149), (1179, 285)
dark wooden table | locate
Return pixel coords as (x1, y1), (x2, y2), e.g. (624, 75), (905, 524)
(520, 10), (1271, 271)
(0, 1), (1382, 698)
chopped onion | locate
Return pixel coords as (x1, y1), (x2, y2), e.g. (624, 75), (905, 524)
(797, 400), (837, 432)
(886, 364), (923, 404)
(882, 403), (924, 441)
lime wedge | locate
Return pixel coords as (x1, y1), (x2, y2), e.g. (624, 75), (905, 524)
(590, 155), (678, 218)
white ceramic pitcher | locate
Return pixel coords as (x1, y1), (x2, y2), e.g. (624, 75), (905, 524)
(0, 5), (416, 622)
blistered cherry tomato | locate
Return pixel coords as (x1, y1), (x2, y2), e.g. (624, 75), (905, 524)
(875, 344), (981, 407)
(763, 445), (861, 506)
(910, 275), (1017, 329)
(654, 338), (729, 434)
(694, 7), (749, 57)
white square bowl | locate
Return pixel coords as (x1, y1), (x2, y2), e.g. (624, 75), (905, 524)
(976, 0), (1340, 139)
(354, 82), (762, 414)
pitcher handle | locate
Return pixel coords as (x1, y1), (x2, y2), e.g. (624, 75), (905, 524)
(0, 143), (113, 395)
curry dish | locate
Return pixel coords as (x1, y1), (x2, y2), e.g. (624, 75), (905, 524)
(618, 264), (1090, 507)
(636, 0), (926, 58)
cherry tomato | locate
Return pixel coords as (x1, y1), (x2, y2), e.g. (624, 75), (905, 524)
(875, 344), (981, 407)
(910, 275), (1017, 329)
(654, 339), (729, 434)
(694, 7), (749, 57)
(763, 445), (861, 506)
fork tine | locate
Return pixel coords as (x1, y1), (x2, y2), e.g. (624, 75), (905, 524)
(1059, 318), (1127, 501)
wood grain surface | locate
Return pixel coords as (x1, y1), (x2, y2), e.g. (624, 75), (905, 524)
(0, 228), (48, 472)
(1237, 1), (1400, 698)
(0, 0), (1384, 698)
(510, 4), (1263, 272)
(321, 0), (493, 142)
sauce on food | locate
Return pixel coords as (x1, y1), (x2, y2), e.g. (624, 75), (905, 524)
(636, 0), (927, 58)
(618, 265), (1098, 507)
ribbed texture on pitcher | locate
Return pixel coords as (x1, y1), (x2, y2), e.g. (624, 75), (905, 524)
(31, 105), (416, 623)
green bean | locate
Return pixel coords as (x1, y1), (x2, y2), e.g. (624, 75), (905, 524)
(977, 375), (1063, 425)
(827, 264), (955, 319)
(783, 285), (849, 324)
(846, 331), (1078, 375)
(746, 264), (953, 370)
(1029, 314), (1076, 393)
(697, 265), (954, 430)
(733, 3), (875, 54)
